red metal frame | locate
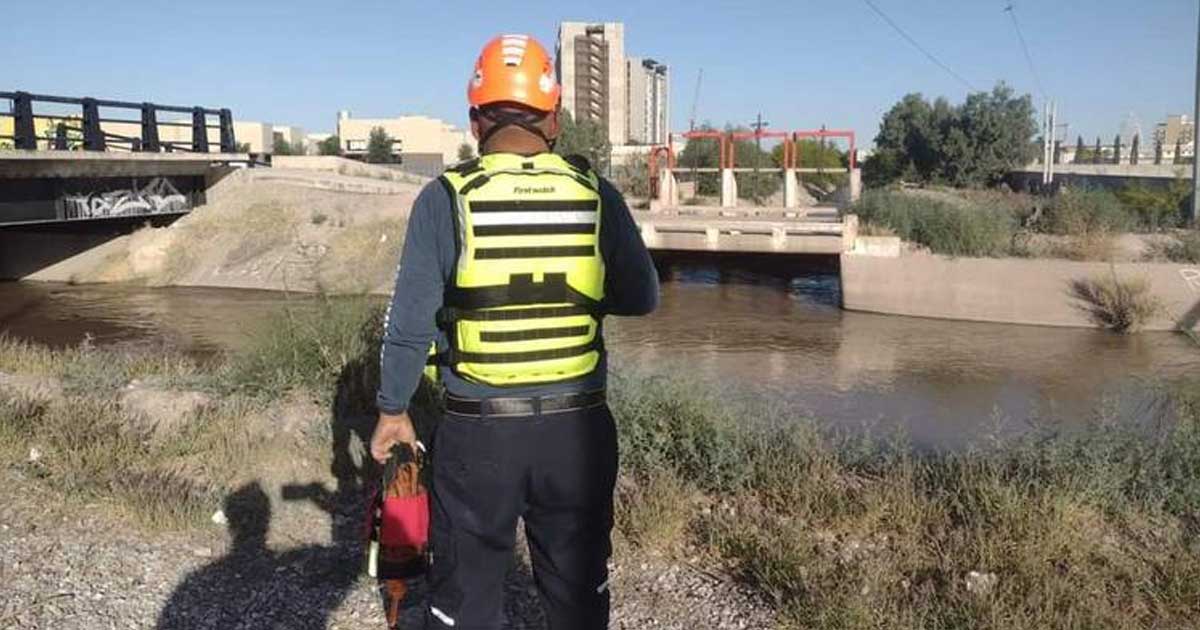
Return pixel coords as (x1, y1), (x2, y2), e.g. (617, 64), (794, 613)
(728, 130), (793, 170)
(793, 129), (857, 169)
(649, 128), (858, 193)
(678, 130), (729, 169)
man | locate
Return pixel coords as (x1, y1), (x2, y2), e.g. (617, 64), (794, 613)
(370, 34), (659, 629)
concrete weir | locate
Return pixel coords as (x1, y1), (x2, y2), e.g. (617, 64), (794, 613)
(632, 207), (858, 256)
(841, 248), (1200, 332)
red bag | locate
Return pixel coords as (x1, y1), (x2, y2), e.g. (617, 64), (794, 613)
(366, 442), (430, 628)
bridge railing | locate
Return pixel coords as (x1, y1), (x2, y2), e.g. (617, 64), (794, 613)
(0, 91), (237, 153)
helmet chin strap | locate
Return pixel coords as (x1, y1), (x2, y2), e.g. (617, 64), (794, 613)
(473, 107), (556, 153)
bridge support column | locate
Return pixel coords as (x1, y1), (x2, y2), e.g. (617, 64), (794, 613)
(783, 168), (799, 208)
(849, 168), (862, 202)
(720, 168), (737, 208)
(656, 169), (678, 209)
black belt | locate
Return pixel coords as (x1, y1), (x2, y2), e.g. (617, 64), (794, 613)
(444, 390), (606, 418)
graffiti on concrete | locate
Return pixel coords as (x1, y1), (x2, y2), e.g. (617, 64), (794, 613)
(63, 177), (190, 220)
(1179, 268), (1200, 294)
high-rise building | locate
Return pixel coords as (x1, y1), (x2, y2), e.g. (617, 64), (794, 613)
(627, 58), (669, 145)
(557, 22), (627, 147)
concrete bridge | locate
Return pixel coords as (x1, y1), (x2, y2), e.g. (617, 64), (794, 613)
(1009, 162), (1193, 192)
(0, 150), (251, 227)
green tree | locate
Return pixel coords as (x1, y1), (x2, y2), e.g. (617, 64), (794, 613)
(554, 110), (611, 173)
(235, 141), (251, 153)
(318, 135), (341, 156)
(774, 137), (847, 191)
(865, 83), (1036, 187)
(674, 124), (778, 201)
(1155, 139), (1164, 165)
(457, 142), (475, 162)
(1130, 134), (1140, 165)
(1075, 135), (1086, 164)
(1113, 134), (1122, 165)
(272, 134), (297, 156)
(1174, 138), (1184, 165)
(676, 124), (722, 197)
(367, 126), (396, 164)
(611, 151), (650, 199)
(1093, 137), (1102, 165)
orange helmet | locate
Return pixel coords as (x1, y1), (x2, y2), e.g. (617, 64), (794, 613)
(468, 34), (560, 113)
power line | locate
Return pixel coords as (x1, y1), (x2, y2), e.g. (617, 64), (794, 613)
(861, 0), (978, 91)
(1003, 2), (1047, 99)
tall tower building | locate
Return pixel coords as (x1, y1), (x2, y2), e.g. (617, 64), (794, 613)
(556, 22), (627, 147)
(626, 58), (669, 145)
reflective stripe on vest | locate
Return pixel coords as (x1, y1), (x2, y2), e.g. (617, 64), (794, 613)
(437, 153), (605, 386)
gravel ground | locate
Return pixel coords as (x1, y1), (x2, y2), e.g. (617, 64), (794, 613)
(0, 467), (774, 629)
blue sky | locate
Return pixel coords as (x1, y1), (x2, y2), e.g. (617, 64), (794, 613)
(4, 1), (1196, 146)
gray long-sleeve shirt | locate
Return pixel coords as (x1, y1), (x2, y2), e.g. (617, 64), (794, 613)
(377, 163), (659, 414)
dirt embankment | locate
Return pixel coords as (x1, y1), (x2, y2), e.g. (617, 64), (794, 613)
(74, 164), (424, 294)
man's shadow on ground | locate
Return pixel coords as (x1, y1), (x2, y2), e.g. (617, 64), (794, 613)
(155, 318), (544, 629)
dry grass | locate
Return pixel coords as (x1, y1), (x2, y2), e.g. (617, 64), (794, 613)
(1069, 270), (1164, 333)
(1051, 231), (1119, 262)
(4, 304), (1200, 627)
(614, 468), (697, 556)
(221, 202), (298, 270)
(609, 370), (1200, 628)
(314, 219), (405, 294)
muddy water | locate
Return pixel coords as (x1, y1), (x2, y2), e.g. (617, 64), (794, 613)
(1, 262), (1196, 447)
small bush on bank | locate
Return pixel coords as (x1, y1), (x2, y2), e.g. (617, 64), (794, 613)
(1039, 187), (1133, 236)
(1116, 177), (1190, 230)
(221, 296), (384, 408)
(851, 189), (1019, 257)
(1068, 270), (1163, 333)
(1145, 230), (1200, 263)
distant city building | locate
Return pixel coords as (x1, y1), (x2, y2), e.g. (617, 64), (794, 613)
(557, 21), (671, 150)
(1153, 114), (1195, 160)
(557, 21), (627, 147)
(272, 125), (307, 153)
(626, 57), (669, 145)
(305, 132), (332, 155)
(335, 111), (472, 170)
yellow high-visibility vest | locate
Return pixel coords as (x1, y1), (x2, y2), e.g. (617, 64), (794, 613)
(434, 152), (605, 386)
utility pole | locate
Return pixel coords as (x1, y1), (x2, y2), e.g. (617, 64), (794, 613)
(1192, 2), (1200, 224)
(749, 112), (769, 203)
(1048, 101), (1057, 185)
(1040, 102), (1046, 185)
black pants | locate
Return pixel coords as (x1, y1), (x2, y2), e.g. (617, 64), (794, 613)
(424, 403), (618, 630)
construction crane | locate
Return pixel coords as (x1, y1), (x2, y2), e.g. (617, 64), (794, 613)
(688, 68), (703, 131)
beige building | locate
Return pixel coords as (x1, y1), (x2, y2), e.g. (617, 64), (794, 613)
(557, 21), (627, 147)
(272, 124), (307, 153)
(336, 111), (472, 168)
(627, 57), (669, 145)
(1153, 114), (1195, 157)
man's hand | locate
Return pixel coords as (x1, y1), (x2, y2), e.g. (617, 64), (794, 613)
(370, 412), (417, 464)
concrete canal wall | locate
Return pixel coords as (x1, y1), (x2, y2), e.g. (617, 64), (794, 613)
(841, 248), (1200, 331)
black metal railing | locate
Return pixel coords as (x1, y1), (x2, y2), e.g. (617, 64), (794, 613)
(0, 91), (237, 153)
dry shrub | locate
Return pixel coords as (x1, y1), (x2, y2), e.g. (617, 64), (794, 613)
(314, 219), (405, 293)
(1069, 270), (1163, 333)
(614, 469), (696, 555)
(1052, 231), (1118, 261)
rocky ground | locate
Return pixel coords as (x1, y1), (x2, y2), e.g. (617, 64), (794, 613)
(0, 450), (773, 630)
